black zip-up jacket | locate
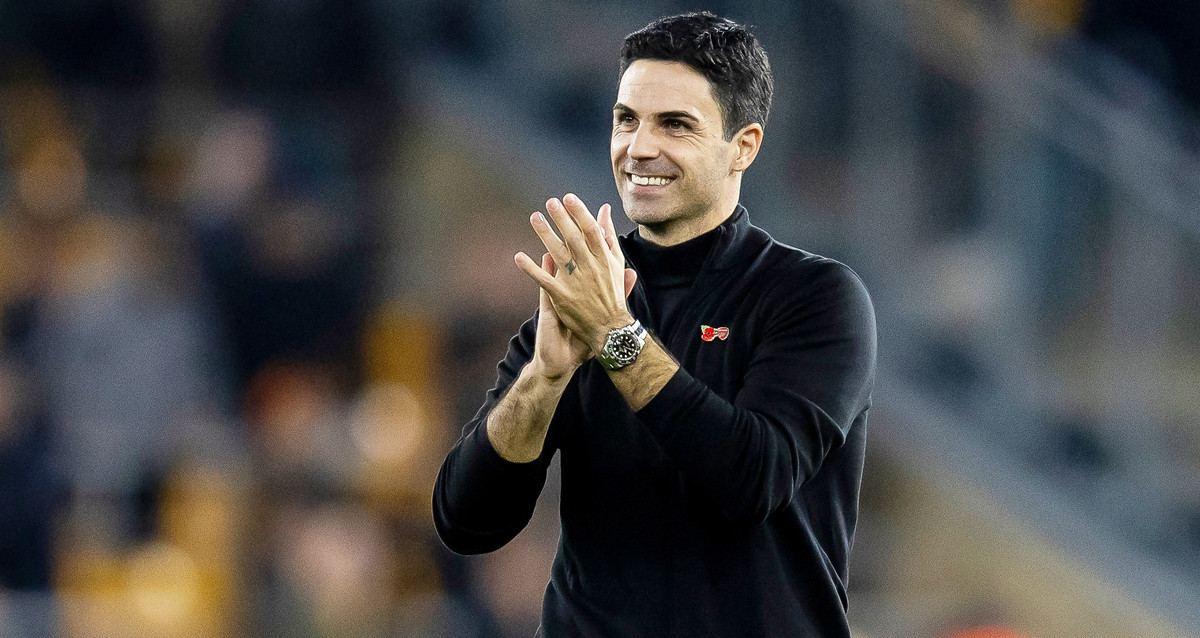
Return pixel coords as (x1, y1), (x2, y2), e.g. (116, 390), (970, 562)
(434, 206), (878, 637)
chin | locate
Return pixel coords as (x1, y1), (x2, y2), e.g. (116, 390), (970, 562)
(622, 201), (675, 226)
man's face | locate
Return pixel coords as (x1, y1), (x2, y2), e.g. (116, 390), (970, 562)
(611, 59), (739, 236)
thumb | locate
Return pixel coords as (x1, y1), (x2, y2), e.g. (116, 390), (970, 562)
(623, 267), (637, 298)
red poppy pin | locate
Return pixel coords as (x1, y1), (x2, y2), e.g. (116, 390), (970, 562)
(700, 325), (729, 342)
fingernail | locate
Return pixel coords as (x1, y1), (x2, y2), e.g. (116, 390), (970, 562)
(565, 193), (576, 204)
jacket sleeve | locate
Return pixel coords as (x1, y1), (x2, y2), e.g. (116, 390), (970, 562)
(635, 261), (877, 526)
(432, 312), (568, 554)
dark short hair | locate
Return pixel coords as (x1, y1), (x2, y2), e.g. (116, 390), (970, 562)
(619, 12), (773, 140)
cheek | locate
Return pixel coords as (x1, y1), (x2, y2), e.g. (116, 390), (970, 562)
(684, 152), (722, 185)
(610, 133), (628, 159)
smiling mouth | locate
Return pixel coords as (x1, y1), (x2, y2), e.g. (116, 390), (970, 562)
(628, 174), (675, 187)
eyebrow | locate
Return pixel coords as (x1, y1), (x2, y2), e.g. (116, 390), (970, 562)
(613, 103), (701, 124)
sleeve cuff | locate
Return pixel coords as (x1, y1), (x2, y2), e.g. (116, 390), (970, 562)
(459, 416), (550, 477)
(634, 367), (710, 441)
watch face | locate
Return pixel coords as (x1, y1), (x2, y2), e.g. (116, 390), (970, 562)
(600, 322), (645, 370)
(609, 332), (640, 364)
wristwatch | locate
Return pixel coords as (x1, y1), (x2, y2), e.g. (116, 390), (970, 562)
(596, 320), (647, 371)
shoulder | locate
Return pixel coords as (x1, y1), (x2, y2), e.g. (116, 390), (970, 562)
(750, 236), (875, 331)
(758, 235), (870, 298)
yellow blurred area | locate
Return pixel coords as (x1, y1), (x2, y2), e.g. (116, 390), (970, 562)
(1010, 0), (1086, 36)
(0, 83), (75, 161)
(57, 542), (223, 638)
(359, 306), (449, 598)
(158, 467), (246, 631)
(363, 303), (442, 393)
(858, 447), (1191, 638)
(55, 466), (244, 638)
(360, 305), (451, 512)
(942, 627), (1031, 638)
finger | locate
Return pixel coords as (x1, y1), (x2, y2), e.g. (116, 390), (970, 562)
(515, 251), (564, 296)
(531, 212), (572, 267)
(561, 193), (608, 259)
(623, 267), (637, 298)
(598, 203), (626, 263)
(538, 254), (559, 321)
(539, 275), (551, 312)
(545, 197), (589, 262)
(598, 204), (615, 251)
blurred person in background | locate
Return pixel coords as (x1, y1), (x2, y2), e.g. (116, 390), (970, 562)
(0, 358), (60, 637)
(434, 12), (877, 638)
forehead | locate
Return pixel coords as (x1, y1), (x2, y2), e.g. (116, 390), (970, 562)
(616, 59), (721, 121)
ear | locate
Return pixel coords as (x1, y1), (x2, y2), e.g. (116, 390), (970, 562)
(729, 123), (764, 173)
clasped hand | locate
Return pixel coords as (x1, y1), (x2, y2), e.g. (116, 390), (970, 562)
(515, 194), (638, 373)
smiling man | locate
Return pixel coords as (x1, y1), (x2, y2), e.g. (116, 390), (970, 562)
(434, 12), (878, 638)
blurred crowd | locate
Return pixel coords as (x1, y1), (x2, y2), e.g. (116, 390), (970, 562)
(0, 1), (489, 636)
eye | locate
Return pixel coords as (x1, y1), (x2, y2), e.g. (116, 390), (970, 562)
(663, 118), (690, 132)
(615, 113), (636, 127)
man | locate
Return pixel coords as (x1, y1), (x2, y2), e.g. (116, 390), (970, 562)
(434, 12), (877, 638)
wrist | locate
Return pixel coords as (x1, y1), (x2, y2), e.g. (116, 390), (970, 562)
(594, 316), (647, 371)
(527, 355), (576, 386)
(591, 311), (637, 353)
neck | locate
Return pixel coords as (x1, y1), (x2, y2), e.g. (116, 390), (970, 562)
(637, 178), (742, 247)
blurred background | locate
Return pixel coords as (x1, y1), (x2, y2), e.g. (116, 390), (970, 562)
(0, 0), (1197, 636)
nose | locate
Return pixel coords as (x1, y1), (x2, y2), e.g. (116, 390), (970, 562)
(626, 122), (659, 160)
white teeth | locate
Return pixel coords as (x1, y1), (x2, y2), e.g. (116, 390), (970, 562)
(631, 174), (672, 186)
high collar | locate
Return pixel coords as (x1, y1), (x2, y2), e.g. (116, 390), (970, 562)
(618, 204), (768, 275)
(617, 204), (774, 338)
(625, 223), (719, 287)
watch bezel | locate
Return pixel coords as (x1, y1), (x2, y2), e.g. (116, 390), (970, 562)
(598, 320), (646, 370)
